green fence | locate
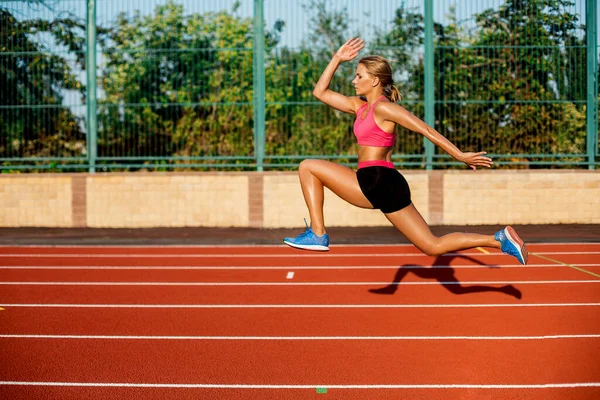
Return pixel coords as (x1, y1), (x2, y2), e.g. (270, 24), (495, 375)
(0, 0), (598, 171)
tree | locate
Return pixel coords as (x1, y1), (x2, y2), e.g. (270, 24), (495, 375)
(0, 4), (87, 160)
(264, 0), (359, 161)
(98, 1), (283, 167)
(470, 0), (584, 158)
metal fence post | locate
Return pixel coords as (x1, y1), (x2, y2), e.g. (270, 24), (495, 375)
(253, 0), (266, 172)
(424, 0), (435, 170)
(86, 0), (98, 173)
(586, 0), (598, 169)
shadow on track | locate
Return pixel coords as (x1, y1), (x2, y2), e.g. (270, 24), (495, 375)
(368, 254), (522, 299)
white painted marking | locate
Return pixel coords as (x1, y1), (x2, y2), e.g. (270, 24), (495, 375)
(0, 381), (599, 389)
(1, 334), (598, 340)
(1, 244), (427, 249)
(286, 272), (294, 279)
(0, 251), (598, 258)
(0, 242), (597, 248)
(0, 253), (433, 258)
(0, 280), (598, 286)
(1, 303), (599, 309)
(0, 263), (598, 270)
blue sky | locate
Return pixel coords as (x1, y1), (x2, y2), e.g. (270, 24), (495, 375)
(3, 0), (593, 49)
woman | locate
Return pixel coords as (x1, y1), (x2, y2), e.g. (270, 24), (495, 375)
(283, 38), (528, 265)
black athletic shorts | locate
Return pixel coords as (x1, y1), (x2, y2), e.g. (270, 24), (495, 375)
(356, 166), (412, 213)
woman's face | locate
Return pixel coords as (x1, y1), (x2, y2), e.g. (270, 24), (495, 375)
(352, 63), (374, 96)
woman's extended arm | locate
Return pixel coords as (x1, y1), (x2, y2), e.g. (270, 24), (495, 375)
(312, 38), (364, 114)
(378, 102), (493, 170)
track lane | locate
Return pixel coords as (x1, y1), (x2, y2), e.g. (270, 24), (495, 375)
(1, 338), (599, 384)
(0, 255), (523, 267)
(1, 243), (599, 255)
(1, 307), (599, 337)
(3, 253), (599, 267)
(0, 264), (596, 282)
(1, 385), (599, 400)
(1, 281), (599, 304)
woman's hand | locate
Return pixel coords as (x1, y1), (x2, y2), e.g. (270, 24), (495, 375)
(458, 152), (493, 170)
(334, 38), (365, 62)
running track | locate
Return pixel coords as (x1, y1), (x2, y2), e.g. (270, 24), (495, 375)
(0, 243), (599, 400)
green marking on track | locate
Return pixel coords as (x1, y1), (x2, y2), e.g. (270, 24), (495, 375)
(316, 387), (327, 394)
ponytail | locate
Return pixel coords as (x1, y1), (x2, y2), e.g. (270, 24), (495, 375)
(383, 84), (402, 102)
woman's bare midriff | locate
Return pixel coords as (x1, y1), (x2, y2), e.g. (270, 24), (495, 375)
(358, 145), (393, 163)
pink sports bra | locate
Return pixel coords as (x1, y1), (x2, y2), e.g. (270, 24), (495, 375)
(353, 95), (395, 147)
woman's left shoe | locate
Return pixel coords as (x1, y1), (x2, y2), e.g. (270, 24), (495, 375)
(494, 226), (528, 265)
(283, 220), (329, 251)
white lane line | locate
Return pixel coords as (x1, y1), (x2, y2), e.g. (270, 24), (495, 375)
(0, 381), (599, 389)
(286, 272), (294, 279)
(1, 334), (599, 340)
(1, 303), (599, 309)
(1, 242), (598, 248)
(0, 253), (446, 258)
(1, 263), (598, 270)
(0, 280), (598, 286)
(0, 244), (425, 249)
(0, 251), (598, 258)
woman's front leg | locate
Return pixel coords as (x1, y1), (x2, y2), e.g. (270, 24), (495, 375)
(298, 159), (373, 236)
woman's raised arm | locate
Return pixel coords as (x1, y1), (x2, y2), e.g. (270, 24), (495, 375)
(377, 102), (494, 170)
(312, 38), (365, 114)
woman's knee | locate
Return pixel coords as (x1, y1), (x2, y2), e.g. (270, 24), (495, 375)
(299, 159), (332, 181)
(417, 239), (444, 257)
(298, 159), (317, 174)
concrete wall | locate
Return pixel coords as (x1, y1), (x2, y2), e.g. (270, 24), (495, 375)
(1, 170), (599, 228)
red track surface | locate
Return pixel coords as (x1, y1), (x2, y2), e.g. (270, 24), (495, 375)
(1, 244), (599, 399)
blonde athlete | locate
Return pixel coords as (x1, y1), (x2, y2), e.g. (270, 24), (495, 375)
(283, 38), (528, 265)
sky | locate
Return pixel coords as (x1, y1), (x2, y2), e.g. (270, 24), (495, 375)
(3, 0), (593, 49)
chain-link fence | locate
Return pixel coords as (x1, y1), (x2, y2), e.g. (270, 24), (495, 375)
(1, 0), (598, 171)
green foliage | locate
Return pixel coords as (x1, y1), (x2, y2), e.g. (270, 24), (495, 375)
(385, 0), (588, 159)
(98, 1), (285, 167)
(0, 7), (86, 158)
(265, 0), (361, 160)
(465, 0), (585, 157)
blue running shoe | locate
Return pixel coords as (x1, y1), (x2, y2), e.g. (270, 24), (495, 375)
(283, 220), (329, 251)
(494, 226), (528, 265)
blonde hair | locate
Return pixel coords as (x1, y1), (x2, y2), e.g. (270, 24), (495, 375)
(358, 55), (402, 102)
